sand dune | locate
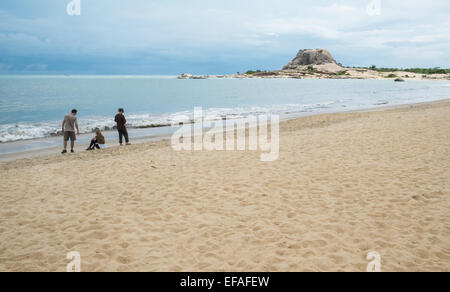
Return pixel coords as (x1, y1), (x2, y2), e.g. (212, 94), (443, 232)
(0, 101), (449, 272)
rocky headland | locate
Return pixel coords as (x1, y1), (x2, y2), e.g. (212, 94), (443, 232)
(178, 49), (450, 81)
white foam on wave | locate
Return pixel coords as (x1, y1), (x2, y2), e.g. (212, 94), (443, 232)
(0, 102), (339, 143)
(0, 123), (59, 143)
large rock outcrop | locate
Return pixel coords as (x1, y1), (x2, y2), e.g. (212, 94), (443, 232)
(283, 49), (338, 70)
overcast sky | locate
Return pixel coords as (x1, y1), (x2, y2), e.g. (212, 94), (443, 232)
(1, 0), (449, 74)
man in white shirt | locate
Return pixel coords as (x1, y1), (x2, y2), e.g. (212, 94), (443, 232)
(62, 109), (80, 154)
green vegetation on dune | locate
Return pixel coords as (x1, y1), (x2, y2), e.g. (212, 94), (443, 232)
(241, 65), (450, 77)
(368, 65), (450, 75)
(385, 73), (398, 78)
(245, 70), (266, 75)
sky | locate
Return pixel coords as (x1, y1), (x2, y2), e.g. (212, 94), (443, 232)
(0, 0), (449, 75)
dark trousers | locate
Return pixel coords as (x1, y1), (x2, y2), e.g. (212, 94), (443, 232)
(88, 140), (100, 149)
(118, 128), (129, 144)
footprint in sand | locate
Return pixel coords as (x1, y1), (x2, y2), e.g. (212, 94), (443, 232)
(83, 231), (109, 241)
(3, 212), (18, 217)
(117, 256), (133, 265)
(64, 241), (83, 250)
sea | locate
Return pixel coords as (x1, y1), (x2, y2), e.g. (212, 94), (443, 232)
(0, 75), (449, 155)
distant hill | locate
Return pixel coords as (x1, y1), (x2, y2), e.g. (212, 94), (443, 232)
(283, 49), (338, 70)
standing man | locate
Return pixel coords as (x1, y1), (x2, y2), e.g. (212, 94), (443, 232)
(115, 108), (131, 145)
(62, 109), (80, 154)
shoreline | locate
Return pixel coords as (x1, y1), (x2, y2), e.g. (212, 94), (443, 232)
(1, 98), (448, 163)
(0, 126), (179, 162)
(1, 77), (449, 149)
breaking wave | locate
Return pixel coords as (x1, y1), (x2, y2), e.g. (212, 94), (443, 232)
(0, 102), (337, 142)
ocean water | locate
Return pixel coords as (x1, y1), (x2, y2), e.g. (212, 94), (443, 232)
(0, 75), (449, 145)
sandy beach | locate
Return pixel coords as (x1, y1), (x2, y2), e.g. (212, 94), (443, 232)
(0, 100), (449, 272)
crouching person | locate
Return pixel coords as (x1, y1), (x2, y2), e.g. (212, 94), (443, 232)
(86, 128), (105, 151)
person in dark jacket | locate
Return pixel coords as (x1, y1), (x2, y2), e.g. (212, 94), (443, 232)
(114, 108), (131, 145)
